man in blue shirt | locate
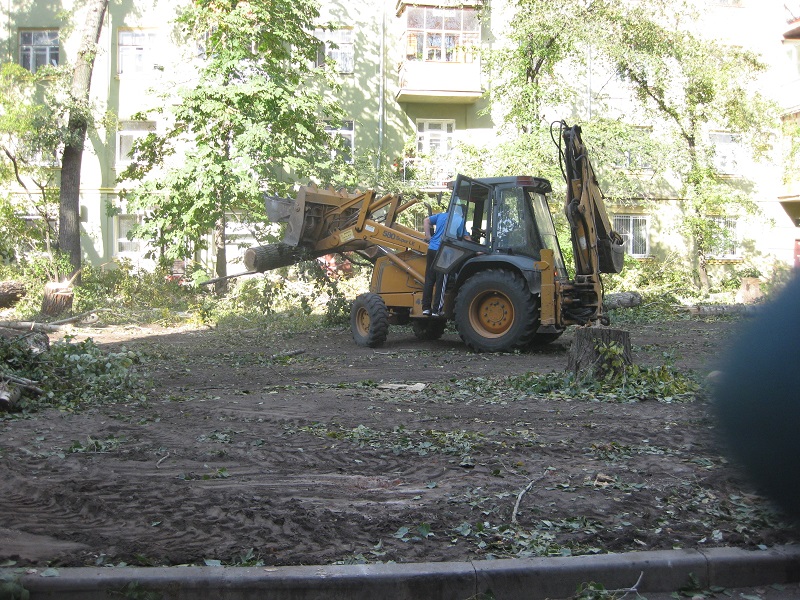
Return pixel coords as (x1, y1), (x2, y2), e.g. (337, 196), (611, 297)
(421, 209), (467, 316)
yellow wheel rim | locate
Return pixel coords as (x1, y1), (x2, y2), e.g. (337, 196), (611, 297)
(355, 307), (371, 337)
(468, 291), (514, 338)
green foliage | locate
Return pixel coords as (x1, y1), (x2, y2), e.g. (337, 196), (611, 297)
(0, 336), (145, 414)
(0, 62), (68, 260)
(74, 260), (195, 318)
(286, 422), (481, 459)
(604, 253), (697, 303)
(0, 571), (30, 600)
(508, 352), (702, 404)
(485, 0), (779, 291)
(119, 0), (345, 266)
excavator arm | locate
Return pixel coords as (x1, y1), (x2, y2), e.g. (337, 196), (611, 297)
(549, 121), (625, 327)
(559, 122), (625, 277)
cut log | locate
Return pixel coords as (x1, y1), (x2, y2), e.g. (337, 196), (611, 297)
(567, 327), (632, 378)
(0, 381), (22, 412)
(40, 281), (74, 318)
(0, 280), (26, 308)
(603, 291), (642, 310)
(244, 244), (307, 273)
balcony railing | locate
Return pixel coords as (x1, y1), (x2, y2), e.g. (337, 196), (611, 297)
(787, 2), (800, 23)
(398, 157), (457, 190)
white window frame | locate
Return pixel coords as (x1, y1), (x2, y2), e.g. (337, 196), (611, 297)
(612, 127), (653, 171)
(118, 30), (159, 76)
(315, 28), (354, 74)
(117, 120), (156, 166)
(116, 213), (144, 255)
(19, 29), (59, 73)
(404, 6), (479, 63)
(783, 40), (800, 79)
(709, 131), (743, 176)
(325, 120), (355, 163)
(612, 214), (650, 258)
(708, 215), (740, 259)
(416, 119), (455, 155)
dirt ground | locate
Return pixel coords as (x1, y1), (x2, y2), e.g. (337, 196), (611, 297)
(1, 312), (798, 569)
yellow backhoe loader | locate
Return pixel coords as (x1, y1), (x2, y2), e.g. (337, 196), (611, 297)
(244, 121), (625, 352)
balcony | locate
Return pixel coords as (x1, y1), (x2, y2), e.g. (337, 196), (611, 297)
(396, 60), (483, 104)
(398, 157), (456, 191)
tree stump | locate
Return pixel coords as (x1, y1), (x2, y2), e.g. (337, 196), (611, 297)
(0, 280), (26, 308)
(567, 327), (632, 378)
(41, 282), (74, 318)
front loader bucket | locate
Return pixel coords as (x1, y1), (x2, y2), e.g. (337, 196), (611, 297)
(264, 194), (307, 247)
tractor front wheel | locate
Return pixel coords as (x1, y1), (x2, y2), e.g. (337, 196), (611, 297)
(454, 269), (537, 352)
(351, 293), (389, 347)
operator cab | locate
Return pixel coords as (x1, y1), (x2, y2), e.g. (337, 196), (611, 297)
(433, 174), (568, 278)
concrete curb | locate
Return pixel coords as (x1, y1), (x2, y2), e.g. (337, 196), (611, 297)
(4, 545), (800, 600)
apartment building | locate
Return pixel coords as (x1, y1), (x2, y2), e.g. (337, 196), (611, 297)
(2, 0), (798, 278)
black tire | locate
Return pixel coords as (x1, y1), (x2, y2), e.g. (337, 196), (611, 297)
(412, 319), (447, 341)
(350, 293), (389, 348)
(454, 269), (537, 352)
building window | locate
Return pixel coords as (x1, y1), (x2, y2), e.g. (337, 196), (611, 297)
(708, 215), (740, 258)
(117, 121), (156, 165)
(612, 127), (653, 171)
(403, 6), (479, 63)
(118, 30), (158, 75)
(709, 131), (743, 175)
(315, 28), (354, 74)
(783, 40), (800, 79)
(613, 214), (650, 257)
(325, 120), (354, 163)
(117, 214), (143, 254)
(417, 119), (455, 154)
(19, 30), (59, 73)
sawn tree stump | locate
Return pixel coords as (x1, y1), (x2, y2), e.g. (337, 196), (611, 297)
(41, 282), (74, 318)
(567, 327), (632, 379)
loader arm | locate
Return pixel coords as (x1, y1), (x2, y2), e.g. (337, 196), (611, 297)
(246, 184), (427, 276)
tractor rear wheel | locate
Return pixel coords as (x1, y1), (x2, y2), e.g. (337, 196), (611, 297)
(412, 318), (446, 341)
(454, 269), (537, 352)
(351, 293), (389, 347)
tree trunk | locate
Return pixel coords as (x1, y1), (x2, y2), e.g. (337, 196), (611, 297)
(603, 291), (642, 310)
(244, 244), (325, 273)
(57, 0), (109, 280)
(40, 281), (74, 318)
(0, 281), (26, 308)
(214, 214), (228, 295)
(567, 327), (632, 378)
